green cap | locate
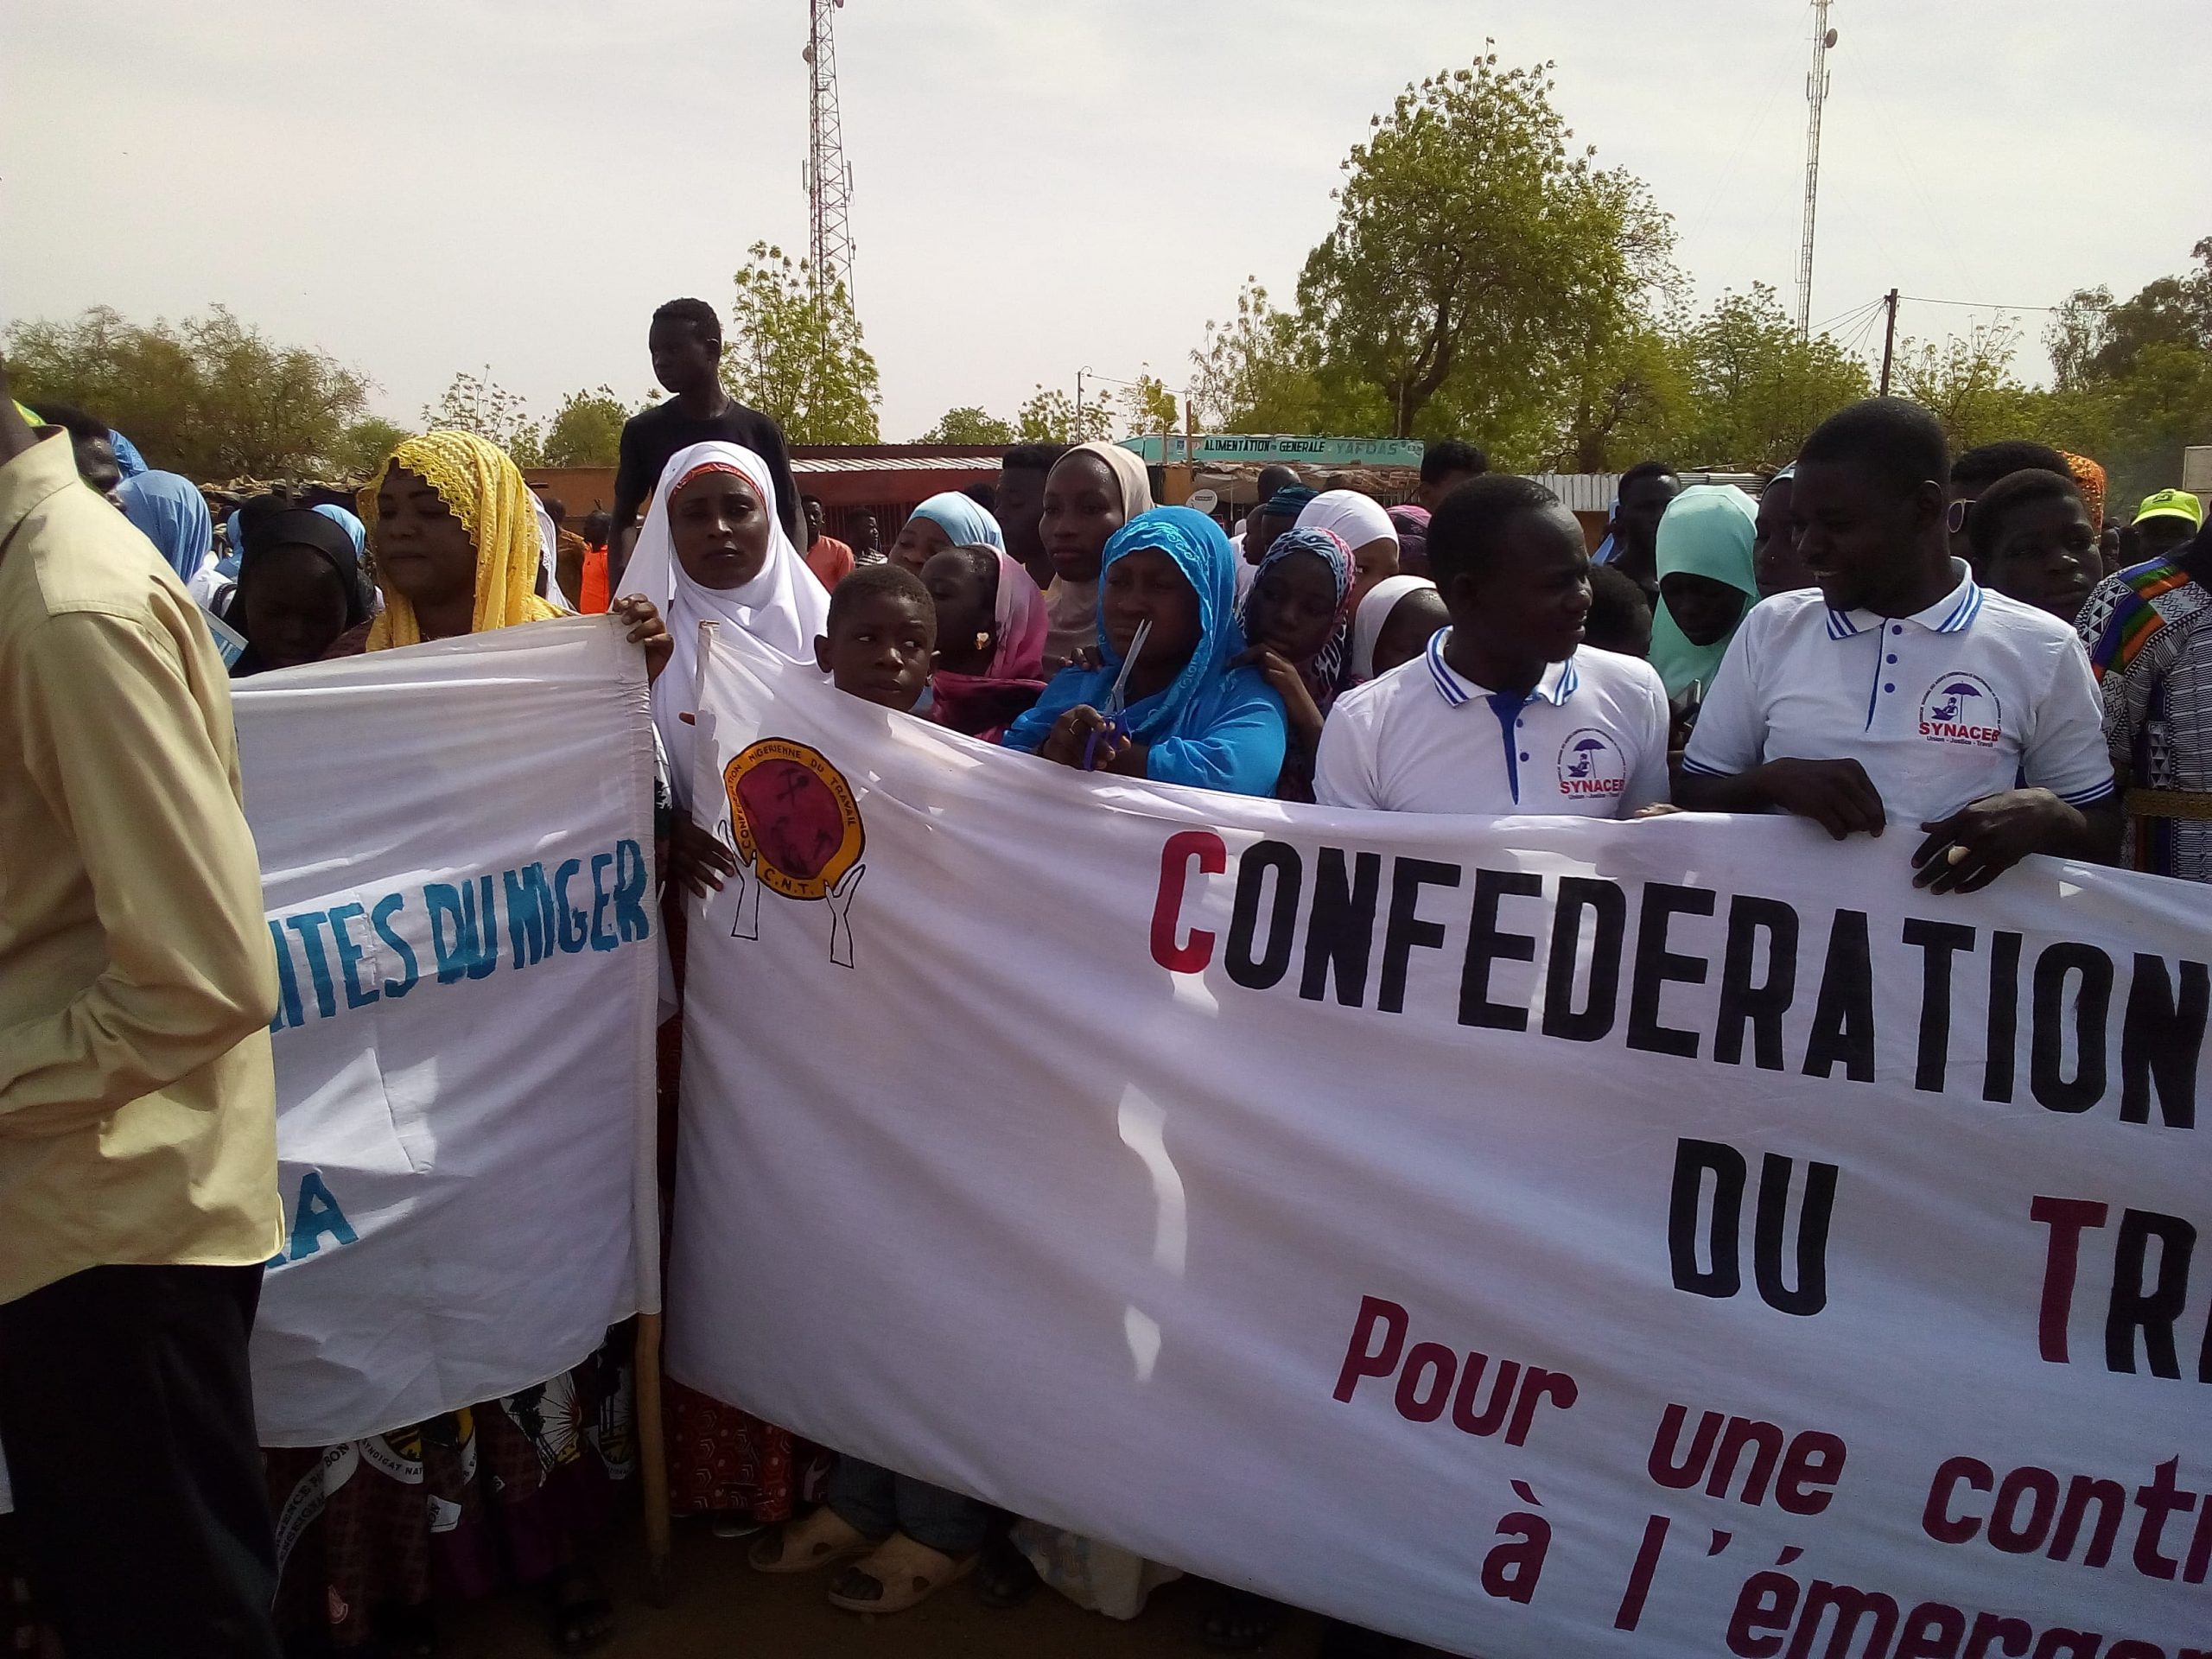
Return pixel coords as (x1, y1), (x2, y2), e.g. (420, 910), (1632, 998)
(2135, 487), (2204, 530)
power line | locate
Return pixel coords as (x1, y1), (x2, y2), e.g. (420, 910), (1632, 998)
(1898, 295), (2060, 314)
(1809, 295), (1884, 338)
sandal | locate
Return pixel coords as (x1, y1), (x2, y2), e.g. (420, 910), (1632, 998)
(747, 1506), (877, 1574)
(825, 1532), (976, 1615)
(547, 1566), (614, 1655)
(1202, 1585), (1287, 1651)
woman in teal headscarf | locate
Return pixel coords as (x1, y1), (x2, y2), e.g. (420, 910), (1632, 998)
(1649, 484), (1759, 701)
(1003, 505), (1286, 795)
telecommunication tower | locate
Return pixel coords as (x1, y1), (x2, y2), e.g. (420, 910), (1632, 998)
(1796, 1), (1837, 340)
(803, 0), (856, 300)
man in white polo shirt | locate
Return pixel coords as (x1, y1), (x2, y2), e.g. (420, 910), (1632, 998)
(1315, 474), (1669, 816)
(1679, 397), (2118, 893)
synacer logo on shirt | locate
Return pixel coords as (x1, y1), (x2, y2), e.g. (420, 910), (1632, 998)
(1917, 673), (2003, 747)
(1556, 728), (1626, 796)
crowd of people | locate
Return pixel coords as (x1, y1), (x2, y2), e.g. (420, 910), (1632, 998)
(0, 284), (2206, 1659)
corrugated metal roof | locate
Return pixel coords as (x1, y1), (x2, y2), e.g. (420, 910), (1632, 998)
(1530, 472), (1769, 512)
(791, 454), (1000, 474)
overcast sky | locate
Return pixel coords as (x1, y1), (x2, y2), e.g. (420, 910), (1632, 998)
(4, 0), (2206, 444)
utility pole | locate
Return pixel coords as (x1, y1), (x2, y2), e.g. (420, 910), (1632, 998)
(1076, 366), (1090, 441)
(802, 1), (856, 301)
(1796, 1), (1837, 340)
(1878, 288), (1899, 395)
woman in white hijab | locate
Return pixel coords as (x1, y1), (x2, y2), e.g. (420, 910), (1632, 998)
(1295, 488), (1400, 603)
(624, 441), (832, 810)
(1040, 441), (1155, 665)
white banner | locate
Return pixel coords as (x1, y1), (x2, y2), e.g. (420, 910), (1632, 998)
(670, 626), (2212, 1657)
(238, 617), (660, 1447)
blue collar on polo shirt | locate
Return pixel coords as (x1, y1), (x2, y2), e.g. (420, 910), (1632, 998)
(1425, 628), (1580, 803)
(1424, 628), (1580, 708)
(1824, 559), (1985, 640)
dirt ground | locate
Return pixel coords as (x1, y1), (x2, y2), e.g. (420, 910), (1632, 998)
(448, 1516), (1359, 1658)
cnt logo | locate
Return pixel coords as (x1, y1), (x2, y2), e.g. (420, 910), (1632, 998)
(720, 738), (868, 967)
(1917, 673), (2003, 747)
(1556, 728), (1626, 797)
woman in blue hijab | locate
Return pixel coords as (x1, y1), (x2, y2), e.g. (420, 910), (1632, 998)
(888, 492), (1003, 574)
(1003, 505), (1287, 795)
(313, 502), (368, 556)
(118, 470), (213, 583)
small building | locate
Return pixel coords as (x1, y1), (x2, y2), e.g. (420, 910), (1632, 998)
(523, 445), (1006, 548)
(521, 443), (1774, 555)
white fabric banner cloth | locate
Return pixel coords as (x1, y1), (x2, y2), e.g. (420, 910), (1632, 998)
(238, 617), (660, 1447)
(670, 626), (2210, 1657)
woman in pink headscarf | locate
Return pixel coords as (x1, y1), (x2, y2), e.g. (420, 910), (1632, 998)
(919, 543), (1050, 741)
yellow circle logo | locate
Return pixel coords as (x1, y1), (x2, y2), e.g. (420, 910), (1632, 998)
(723, 739), (865, 901)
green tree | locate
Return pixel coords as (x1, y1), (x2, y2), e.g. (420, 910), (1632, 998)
(1015, 385), (1110, 444)
(329, 416), (411, 480)
(1668, 284), (1872, 467)
(423, 369), (543, 465)
(1189, 280), (1322, 434)
(3, 303), (371, 479)
(2040, 238), (2212, 505)
(1892, 322), (2042, 454)
(541, 386), (629, 467)
(1295, 51), (1674, 438)
(724, 243), (880, 443)
(918, 405), (1016, 445)
(1119, 372), (1179, 435)
(1542, 317), (1691, 472)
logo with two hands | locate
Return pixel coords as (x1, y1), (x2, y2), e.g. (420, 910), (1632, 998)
(719, 739), (867, 967)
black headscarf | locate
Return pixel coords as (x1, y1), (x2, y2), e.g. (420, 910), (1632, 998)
(230, 506), (373, 677)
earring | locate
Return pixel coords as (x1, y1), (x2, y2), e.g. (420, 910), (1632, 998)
(975, 631), (991, 652)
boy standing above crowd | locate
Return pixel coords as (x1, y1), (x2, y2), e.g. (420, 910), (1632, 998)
(611, 298), (804, 583)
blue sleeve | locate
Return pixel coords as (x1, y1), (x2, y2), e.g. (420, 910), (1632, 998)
(1000, 665), (1094, 753)
(1144, 671), (1288, 797)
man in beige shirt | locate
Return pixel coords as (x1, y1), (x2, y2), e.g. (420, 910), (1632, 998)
(0, 365), (283, 1657)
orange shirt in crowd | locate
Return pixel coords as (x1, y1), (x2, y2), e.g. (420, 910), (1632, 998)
(579, 543), (611, 614)
(806, 534), (855, 592)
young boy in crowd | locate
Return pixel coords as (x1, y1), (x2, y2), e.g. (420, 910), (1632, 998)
(1964, 468), (2101, 620)
(1944, 439), (2070, 568)
(1595, 460), (1681, 600)
(1679, 397), (2118, 893)
(1582, 563), (1653, 658)
(611, 297), (803, 582)
(770, 563), (987, 1614)
(1413, 439), (1487, 511)
(1314, 475), (1670, 817)
(997, 443), (1067, 594)
(814, 563), (937, 713)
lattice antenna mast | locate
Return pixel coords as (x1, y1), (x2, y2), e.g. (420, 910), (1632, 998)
(803, 0), (856, 303)
(1796, 0), (1837, 340)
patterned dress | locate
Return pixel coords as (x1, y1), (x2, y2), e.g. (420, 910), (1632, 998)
(2076, 555), (2212, 881)
(264, 1341), (634, 1649)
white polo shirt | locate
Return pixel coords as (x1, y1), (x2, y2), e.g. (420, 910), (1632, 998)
(1314, 630), (1669, 817)
(1681, 563), (2116, 823)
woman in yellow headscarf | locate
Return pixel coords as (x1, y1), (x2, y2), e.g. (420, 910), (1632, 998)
(334, 430), (668, 668)
(270, 430), (662, 1653)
